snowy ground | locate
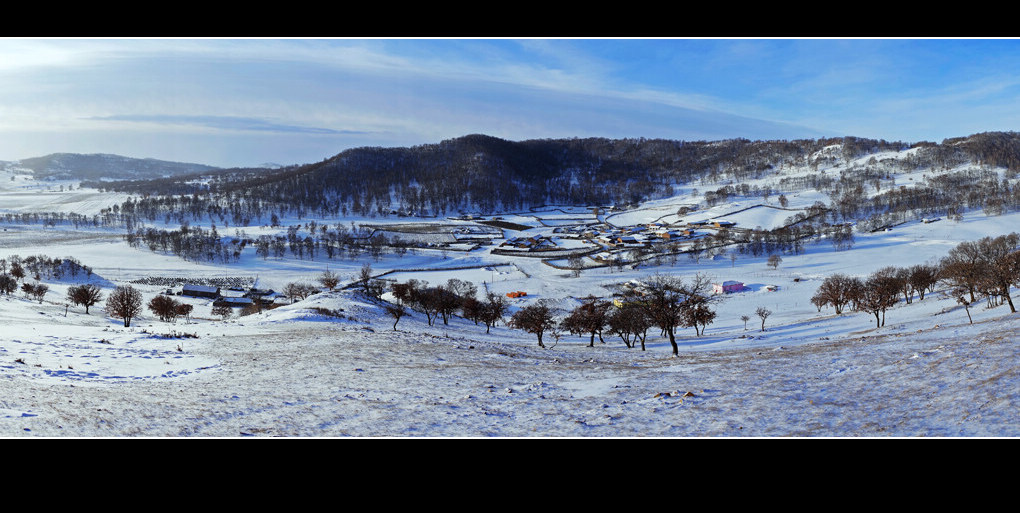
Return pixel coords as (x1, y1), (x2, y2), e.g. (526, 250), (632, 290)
(2, 169), (1020, 437)
(2, 287), (1018, 437)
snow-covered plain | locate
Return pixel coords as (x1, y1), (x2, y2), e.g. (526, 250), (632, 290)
(2, 164), (1020, 437)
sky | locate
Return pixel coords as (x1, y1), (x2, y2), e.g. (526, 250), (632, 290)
(1, 38), (1019, 169)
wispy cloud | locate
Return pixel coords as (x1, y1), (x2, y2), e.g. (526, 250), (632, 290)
(89, 114), (370, 136)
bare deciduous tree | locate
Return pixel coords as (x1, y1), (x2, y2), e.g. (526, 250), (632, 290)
(567, 254), (584, 278)
(908, 263), (939, 301)
(211, 304), (233, 320)
(175, 303), (193, 323)
(385, 302), (407, 330)
(359, 262), (373, 293)
(509, 300), (557, 348)
(66, 283), (103, 314)
(607, 302), (653, 350)
(318, 268), (341, 291)
(478, 293), (509, 334)
(560, 296), (611, 347)
(811, 273), (857, 315)
(640, 273), (716, 355)
(755, 306), (771, 332)
(106, 285), (143, 327)
(0, 275), (16, 295)
(852, 268), (901, 328)
(148, 294), (182, 323)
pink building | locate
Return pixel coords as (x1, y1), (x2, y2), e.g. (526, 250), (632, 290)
(713, 280), (744, 294)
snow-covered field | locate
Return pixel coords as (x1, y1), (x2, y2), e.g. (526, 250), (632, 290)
(2, 167), (1020, 437)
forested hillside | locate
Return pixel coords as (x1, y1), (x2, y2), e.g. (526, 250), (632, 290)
(65, 131), (1020, 231)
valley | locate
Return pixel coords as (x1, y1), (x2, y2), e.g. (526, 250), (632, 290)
(2, 135), (1020, 437)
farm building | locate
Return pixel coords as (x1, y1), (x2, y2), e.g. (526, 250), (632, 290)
(213, 297), (254, 308)
(499, 236), (555, 251)
(713, 280), (744, 294)
(611, 235), (645, 248)
(656, 230), (688, 241)
(181, 284), (220, 299)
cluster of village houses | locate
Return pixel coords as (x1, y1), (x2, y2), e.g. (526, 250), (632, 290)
(492, 217), (762, 301)
(177, 284), (283, 308)
(498, 219), (738, 254)
(176, 213), (760, 312)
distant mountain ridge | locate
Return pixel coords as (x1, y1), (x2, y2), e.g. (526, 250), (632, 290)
(74, 131), (1020, 223)
(15, 153), (220, 181)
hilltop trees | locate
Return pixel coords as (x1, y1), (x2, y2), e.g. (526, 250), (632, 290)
(684, 294), (717, 336)
(429, 286), (463, 326)
(940, 238), (987, 304)
(145, 295), (193, 323)
(359, 263), (374, 293)
(907, 263), (940, 301)
(212, 304), (233, 320)
(389, 278), (497, 329)
(829, 224), (855, 251)
(284, 282), (317, 303)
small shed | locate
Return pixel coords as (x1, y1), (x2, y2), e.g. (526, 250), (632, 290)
(713, 280), (744, 294)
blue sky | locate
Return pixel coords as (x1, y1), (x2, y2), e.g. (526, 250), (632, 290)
(1, 38), (1019, 168)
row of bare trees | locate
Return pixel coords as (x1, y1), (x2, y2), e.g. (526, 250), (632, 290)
(811, 265), (939, 328)
(383, 272), (746, 355)
(811, 233), (1020, 327)
(507, 274), (718, 355)
(386, 278), (509, 333)
(940, 232), (1020, 317)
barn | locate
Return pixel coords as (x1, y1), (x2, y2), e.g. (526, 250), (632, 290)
(213, 297), (254, 308)
(181, 284), (220, 299)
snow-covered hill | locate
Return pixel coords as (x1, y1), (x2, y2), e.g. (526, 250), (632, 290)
(11, 152), (219, 181)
